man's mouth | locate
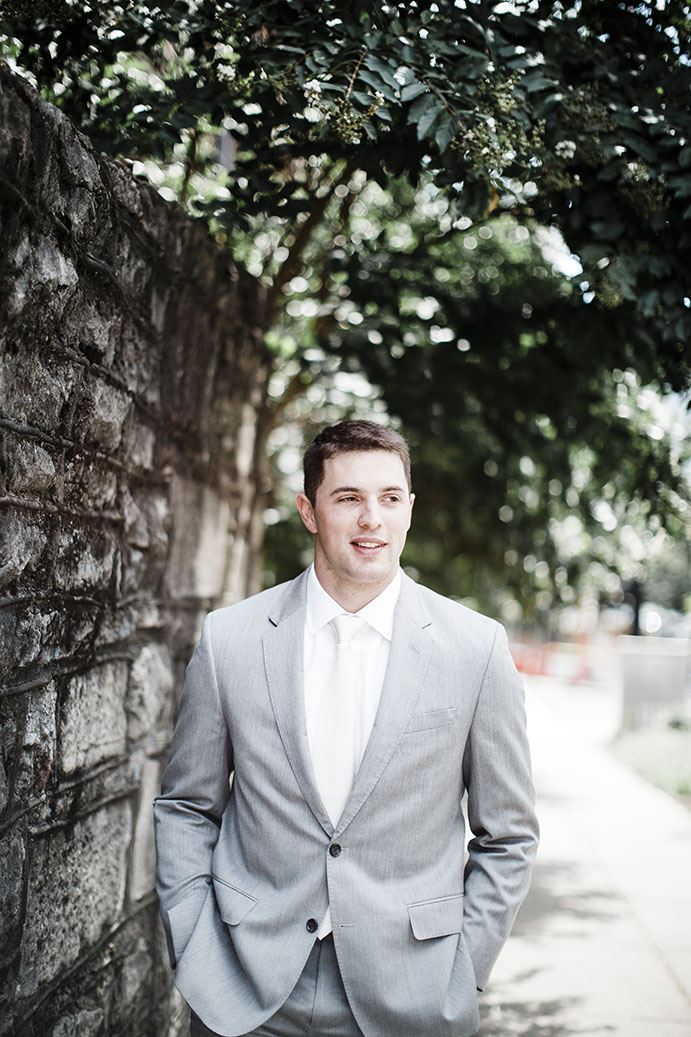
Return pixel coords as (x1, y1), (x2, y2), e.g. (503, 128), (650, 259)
(351, 539), (385, 550)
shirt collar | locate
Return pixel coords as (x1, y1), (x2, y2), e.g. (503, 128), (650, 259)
(306, 565), (401, 641)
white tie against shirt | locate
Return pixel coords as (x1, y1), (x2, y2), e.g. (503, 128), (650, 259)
(312, 613), (368, 829)
(303, 566), (401, 783)
(303, 566), (401, 939)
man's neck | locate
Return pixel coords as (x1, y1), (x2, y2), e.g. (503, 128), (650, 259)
(311, 565), (400, 614)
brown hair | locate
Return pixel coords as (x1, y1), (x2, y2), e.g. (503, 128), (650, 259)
(303, 420), (412, 503)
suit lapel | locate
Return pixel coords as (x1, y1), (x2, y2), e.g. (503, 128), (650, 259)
(262, 571), (334, 835)
(262, 570), (435, 838)
(336, 574), (434, 834)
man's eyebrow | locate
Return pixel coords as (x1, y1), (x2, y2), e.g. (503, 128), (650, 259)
(329, 485), (407, 496)
(329, 485), (360, 496)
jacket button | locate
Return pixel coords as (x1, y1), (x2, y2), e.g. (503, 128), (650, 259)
(306, 918), (318, 933)
(329, 843), (342, 857)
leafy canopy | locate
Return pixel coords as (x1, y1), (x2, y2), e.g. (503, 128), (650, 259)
(3, 0), (691, 389)
(2, 0), (690, 616)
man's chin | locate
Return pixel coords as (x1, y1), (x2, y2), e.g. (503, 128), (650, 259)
(346, 562), (396, 587)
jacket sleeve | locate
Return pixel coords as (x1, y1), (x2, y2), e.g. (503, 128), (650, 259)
(153, 612), (233, 967)
(461, 622), (539, 990)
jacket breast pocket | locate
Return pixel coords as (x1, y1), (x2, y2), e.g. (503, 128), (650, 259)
(408, 893), (464, 940)
(404, 707), (456, 735)
(212, 874), (258, 926)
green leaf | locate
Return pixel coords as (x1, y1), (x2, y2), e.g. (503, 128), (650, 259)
(591, 219), (625, 240)
(639, 290), (659, 317)
(363, 54), (398, 80)
(401, 80), (428, 103)
(407, 92), (433, 124)
(580, 243), (612, 265)
(416, 98), (444, 141)
(668, 174), (691, 198)
(358, 69), (398, 101)
(522, 70), (553, 93)
(434, 111), (457, 153)
(622, 133), (658, 164)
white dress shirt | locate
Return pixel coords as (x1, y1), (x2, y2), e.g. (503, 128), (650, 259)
(304, 565), (401, 938)
(304, 565), (401, 779)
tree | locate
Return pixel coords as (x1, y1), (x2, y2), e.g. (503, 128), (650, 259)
(262, 176), (689, 619)
(2, 0), (690, 612)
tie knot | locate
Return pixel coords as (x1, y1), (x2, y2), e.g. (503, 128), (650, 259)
(331, 613), (367, 646)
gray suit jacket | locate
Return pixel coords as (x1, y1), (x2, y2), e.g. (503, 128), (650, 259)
(154, 569), (538, 1037)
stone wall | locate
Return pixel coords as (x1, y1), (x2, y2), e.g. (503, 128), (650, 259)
(0, 65), (270, 1036)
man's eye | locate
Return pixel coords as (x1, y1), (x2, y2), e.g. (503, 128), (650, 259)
(383, 495), (401, 503)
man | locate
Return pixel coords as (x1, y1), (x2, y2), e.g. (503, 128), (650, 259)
(154, 419), (538, 1037)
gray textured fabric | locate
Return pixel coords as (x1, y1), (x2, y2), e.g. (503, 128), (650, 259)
(190, 935), (363, 1036)
(154, 569), (538, 1037)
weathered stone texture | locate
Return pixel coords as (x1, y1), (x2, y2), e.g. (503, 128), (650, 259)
(0, 63), (270, 1036)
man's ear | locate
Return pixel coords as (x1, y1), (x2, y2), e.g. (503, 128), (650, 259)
(296, 493), (318, 534)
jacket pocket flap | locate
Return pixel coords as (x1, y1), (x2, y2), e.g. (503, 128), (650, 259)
(408, 894), (464, 941)
(405, 708), (456, 734)
(212, 876), (258, 926)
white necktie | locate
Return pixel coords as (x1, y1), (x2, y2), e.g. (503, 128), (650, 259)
(313, 614), (367, 828)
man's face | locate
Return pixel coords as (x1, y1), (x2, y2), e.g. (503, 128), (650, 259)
(296, 450), (414, 610)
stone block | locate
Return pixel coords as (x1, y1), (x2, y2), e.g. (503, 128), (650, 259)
(107, 160), (145, 218)
(165, 476), (231, 599)
(63, 456), (118, 511)
(0, 693), (17, 813)
(122, 415), (155, 470)
(53, 525), (116, 593)
(74, 302), (119, 365)
(51, 1009), (104, 1037)
(119, 934), (152, 1004)
(0, 751), (8, 815)
(115, 326), (160, 405)
(0, 512), (48, 591)
(34, 238), (79, 291)
(129, 756), (163, 902)
(4, 228), (31, 318)
(17, 802), (132, 998)
(123, 489), (149, 549)
(0, 830), (26, 963)
(58, 133), (101, 238)
(0, 352), (78, 430)
(7, 440), (57, 497)
(120, 542), (169, 598)
(60, 662), (128, 775)
(5, 605), (101, 683)
(14, 683), (58, 801)
(5, 265), (31, 319)
(132, 490), (170, 558)
(76, 376), (131, 452)
(127, 643), (174, 743)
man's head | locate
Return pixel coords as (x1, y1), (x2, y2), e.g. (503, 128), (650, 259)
(302, 420), (412, 505)
(296, 421), (414, 611)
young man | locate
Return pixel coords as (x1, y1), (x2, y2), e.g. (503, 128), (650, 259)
(154, 420), (538, 1037)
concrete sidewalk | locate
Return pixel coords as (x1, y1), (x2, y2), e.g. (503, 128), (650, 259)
(478, 675), (691, 1037)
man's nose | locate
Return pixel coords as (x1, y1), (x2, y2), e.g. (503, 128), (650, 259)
(358, 499), (382, 527)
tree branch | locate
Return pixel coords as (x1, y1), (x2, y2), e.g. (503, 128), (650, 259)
(267, 157), (358, 311)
